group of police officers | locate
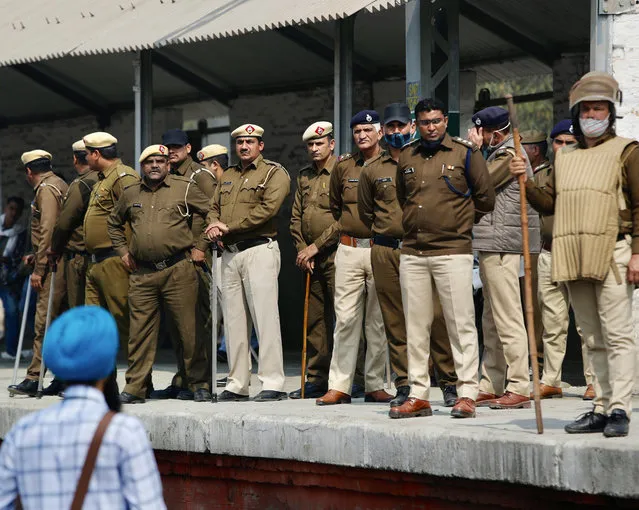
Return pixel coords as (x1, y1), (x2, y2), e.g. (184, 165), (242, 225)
(7, 70), (638, 437)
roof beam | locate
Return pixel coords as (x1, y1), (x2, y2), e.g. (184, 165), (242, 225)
(459, 0), (556, 67)
(277, 26), (377, 80)
(151, 51), (236, 106)
(11, 64), (112, 127)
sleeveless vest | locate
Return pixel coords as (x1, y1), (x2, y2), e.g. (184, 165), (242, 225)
(551, 136), (635, 282)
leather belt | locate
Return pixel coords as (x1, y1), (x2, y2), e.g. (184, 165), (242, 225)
(89, 248), (117, 264)
(226, 237), (271, 254)
(340, 234), (372, 248)
(137, 252), (187, 271)
(64, 250), (89, 261)
(373, 234), (402, 249)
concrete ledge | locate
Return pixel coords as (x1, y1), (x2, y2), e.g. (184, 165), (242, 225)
(1, 386), (637, 499)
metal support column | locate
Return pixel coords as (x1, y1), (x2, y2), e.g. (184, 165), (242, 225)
(334, 16), (355, 156)
(405, 0), (460, 135)
(590, 0), (612, 72)
(133, 50), (153, 172)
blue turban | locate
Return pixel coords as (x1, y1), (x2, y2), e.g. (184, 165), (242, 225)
(43, 306), (118, 382)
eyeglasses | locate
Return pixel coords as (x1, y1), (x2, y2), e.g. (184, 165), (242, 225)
(418, 118), (445, 127)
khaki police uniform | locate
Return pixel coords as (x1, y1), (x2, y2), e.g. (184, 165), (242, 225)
(359, 150), (461, 391)
(108, 172), (211, 399)
(208, 152), (290, 396)
(168, 155), (218, 390)
(51, 169), (99, 308)
(290, 155), (341, 387)
(396, 135), (495, 401)
(27, 171), (68, 380)
(527, 133), (639, 417)
(83, 158), (139, 350)
(532, 161), (593, 388)
(326, 150), (387, 395)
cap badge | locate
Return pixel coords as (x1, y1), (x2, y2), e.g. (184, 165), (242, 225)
(475, 118), (481, 126)
(365, 114), (372, 122)
(246, 125), (255, 134)
(197, 151), (204, 160)
(569, 125), (574, 134)
(159, 146), (166, 154)
(315, 126), (325, 136)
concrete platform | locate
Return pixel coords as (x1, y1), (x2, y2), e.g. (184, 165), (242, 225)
(0, 357), (637, 501)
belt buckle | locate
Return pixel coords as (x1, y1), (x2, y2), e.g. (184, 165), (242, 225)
(90, 254), (97, 264)
(154, 260), (168, 270)
(355, 238), (370, 248)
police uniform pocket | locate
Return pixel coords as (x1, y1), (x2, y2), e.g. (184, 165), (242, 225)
(219, 182), (234, 206)
(318, 189), (330, 208)
(375, 178), (397, 202)
(158, 205), (182, 225)
(442, 165), (469, 195)
(342, 182), (358, 204)
(238, 183), (262, 203)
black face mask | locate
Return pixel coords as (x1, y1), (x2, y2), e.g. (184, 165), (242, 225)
(103, 371), (122, 412)
(420, 136), (445, 151)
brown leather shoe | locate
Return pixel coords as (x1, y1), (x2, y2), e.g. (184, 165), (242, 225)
(365, 389), (394, 403)
(316, 389), (351, 406)
(389, 397), (432, 419)
(475, 391), (499, 407)
(582, 384), (595, 401)
(530, 384), (562, 400)
(488, 391), (531, 409)
(451, 397), (476, 418)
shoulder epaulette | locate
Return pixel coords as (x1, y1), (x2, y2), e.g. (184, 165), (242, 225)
(495, 147), (516, 158)
(337, 153), (352, 162)
(171, 174), (192, 183)
(452, 136), (479, 152)
(299, 164), (313, 176)
(122, 182), (141, 191)
(193, 167), (215, 179)
(401, 139), (420, 151)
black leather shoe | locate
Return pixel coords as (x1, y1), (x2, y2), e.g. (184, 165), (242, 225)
(351, 383), (365, 399)
(8, 379), (38, 397)
(390, 385), (410, 407)
(194, 388), (212, 402)
(120, 392), (145, 404)
(604, 409), (630, 438)
(42, 378), (66, 397)
(218, 390), (249, 402)
(149, 385), (182, 400)
(177, 389), (194, 400)
(289, 382), (328, 399)
(254, 390), (288, 402)
(565, 411), (607, 434)
(442, 385), (458, 407)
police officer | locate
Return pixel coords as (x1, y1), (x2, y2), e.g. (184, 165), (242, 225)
(50, 140), (99, 308)
(512, 71), (639, 437)
(467, 107), (540, 410)
(108, 144), (211, 404)
(388, 98), (495, 419)
(316, 110), (391, 406)
(289, 122), (340, 399)
(8, 150), (68, 397)
(82, 132), (139, 353)
(521, 124), (595, 401)
(205, 124), (290, 402)
(149, 129), (217, 400)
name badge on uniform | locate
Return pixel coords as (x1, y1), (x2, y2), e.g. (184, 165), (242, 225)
(133, 203), (142, 208)
(404, 167), (415, 175)
(223, 181), (232, 185)
(347, 178), (359, 183)
(377, 177), (392, 183)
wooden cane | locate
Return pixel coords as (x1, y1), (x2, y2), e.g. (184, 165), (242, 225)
(300, 272), (311, 399)
(505, 94), (544, 434)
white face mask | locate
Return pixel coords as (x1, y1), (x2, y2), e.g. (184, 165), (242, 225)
(579, 115), (609, 138)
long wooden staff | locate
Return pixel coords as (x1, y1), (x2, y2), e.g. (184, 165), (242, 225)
(300, 272), (311, 399)
(505, 94), (544, 434)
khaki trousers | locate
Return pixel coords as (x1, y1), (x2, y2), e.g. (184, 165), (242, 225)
(327, 243), (386, 394)
(524, 252), (544, 369)
(479, 252), (530, 397)
(170, 257), (220, 389)
(85, 256), (131, 355)
(222, 241), (285, 395)
(27, 262), (67, 380)
(65, 253), (88, 309)
(567, 240), (635, 416)
(400, 254), (479, 400)
(124, 259), (203, 398)
(537, 250), (593, 387)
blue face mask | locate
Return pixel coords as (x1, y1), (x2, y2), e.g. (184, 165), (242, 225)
(384, 132), (412, 149)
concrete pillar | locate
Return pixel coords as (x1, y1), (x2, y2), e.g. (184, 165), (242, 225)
(133, 49), (153, 171)
(459, 71), (476, 134)
(405, 0), (431, 112)
(334, 16), (355, 156)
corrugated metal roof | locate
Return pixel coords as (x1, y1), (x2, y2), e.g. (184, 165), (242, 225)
(0, 0), (404, 67)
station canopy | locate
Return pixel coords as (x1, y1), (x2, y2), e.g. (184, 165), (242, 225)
(0, 0), (589, 125)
